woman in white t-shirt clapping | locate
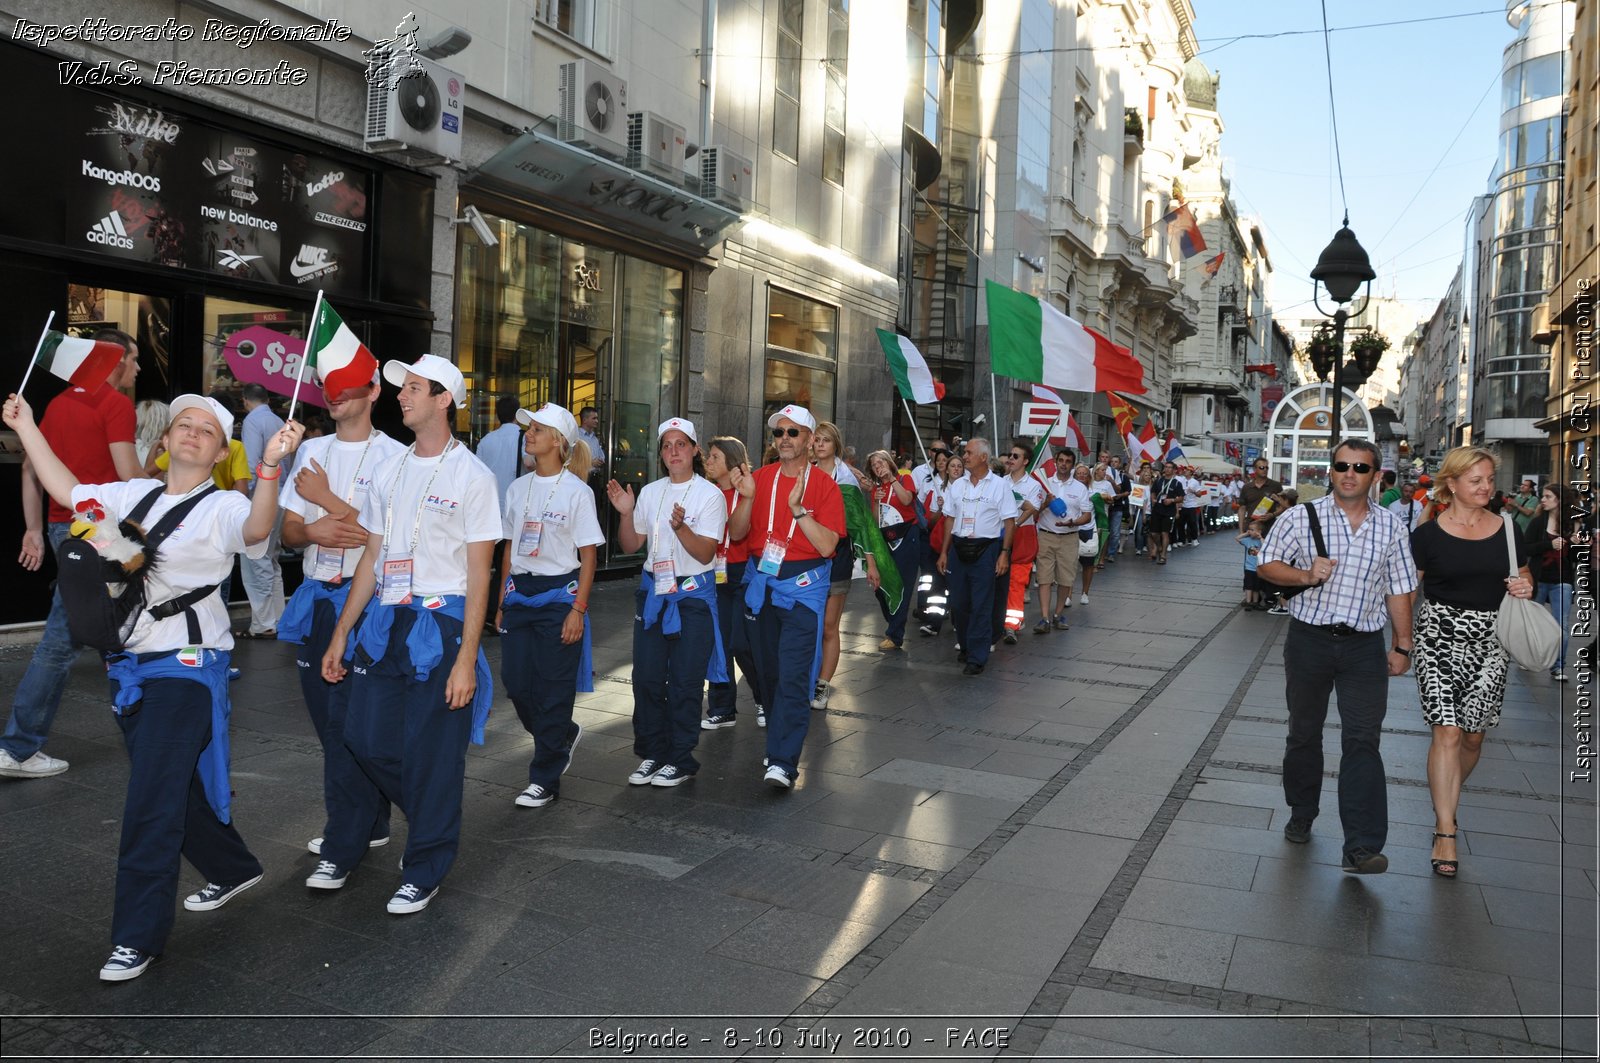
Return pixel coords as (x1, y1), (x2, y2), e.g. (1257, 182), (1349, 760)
(497, 404), (604, 809)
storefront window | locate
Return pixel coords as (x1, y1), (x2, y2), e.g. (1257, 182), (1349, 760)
(203, 295), (308, 419)
(67, 284), (172, 397)
(764, 288), (836, 423)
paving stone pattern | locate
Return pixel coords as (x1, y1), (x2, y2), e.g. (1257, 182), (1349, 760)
(0, 533), (1593, 1060)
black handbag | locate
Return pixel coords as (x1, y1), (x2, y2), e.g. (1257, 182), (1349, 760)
(952, 537), (990, 564)
(1260, 503), (1326, 601)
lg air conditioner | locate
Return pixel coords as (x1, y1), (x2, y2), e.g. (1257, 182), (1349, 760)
(365, 55), (466, 162)
(626, 111), (687, 172)
(558, 59), (627, 145)
(700, 145), (753, 202)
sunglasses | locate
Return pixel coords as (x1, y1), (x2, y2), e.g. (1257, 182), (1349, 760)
(1007, 453), (1025, 460)
(772, 427), (803, 438)
(1331, 461), (1374, 474)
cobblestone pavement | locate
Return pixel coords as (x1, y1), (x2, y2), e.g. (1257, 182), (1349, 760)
(0, 531), (1594, 1061)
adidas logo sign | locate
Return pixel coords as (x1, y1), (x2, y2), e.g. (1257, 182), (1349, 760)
(86, 211), (134, 250)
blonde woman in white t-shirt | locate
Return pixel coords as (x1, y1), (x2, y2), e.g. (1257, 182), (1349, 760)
(496, 404), (603, 809)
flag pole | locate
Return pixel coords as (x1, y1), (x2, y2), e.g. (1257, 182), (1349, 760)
(900, 397), (929, 466)
(989, 374), (999, 449)
(1029, 405), (1065, 479)
(18, 311), (57, 396)
(286, 289), (323, 425)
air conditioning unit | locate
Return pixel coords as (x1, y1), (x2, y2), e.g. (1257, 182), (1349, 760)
(365, 56), (466, 162)
(558, 59), (627, 144)
(700, 145), (753, 201)
(627, 111), (687, 171)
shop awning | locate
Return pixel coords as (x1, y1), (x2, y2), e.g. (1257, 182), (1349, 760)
(471, 130), (744, 259)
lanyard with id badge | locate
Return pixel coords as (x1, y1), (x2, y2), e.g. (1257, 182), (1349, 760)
(758, 466), (810, 576)
(648, 482), (693, 594)
(378, 440), (456, 606)
(518, 471), (566, 559)
(309, 435), (376, 584)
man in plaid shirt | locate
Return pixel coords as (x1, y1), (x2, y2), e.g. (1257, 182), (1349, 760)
(1258, 439), (1418, 875)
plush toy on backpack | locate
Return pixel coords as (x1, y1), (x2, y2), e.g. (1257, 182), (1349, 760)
(69, 497), (150, 575)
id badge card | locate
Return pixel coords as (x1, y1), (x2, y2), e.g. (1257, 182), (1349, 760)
(714, 550), (728, 584)
(379, 558), (414, 605)
(758, 538), (787, 576)
(310, 545), (344, 583)
(652, 558), (678, 595)
(519, 520), (544, 557)
(959, 513), (977, 537)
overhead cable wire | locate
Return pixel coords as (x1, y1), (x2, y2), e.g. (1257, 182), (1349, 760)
(1319, 0), (1349, 226)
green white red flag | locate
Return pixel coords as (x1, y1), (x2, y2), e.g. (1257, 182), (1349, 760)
(875, 329), (942, 404)
(308, 298), (378, 395)
(33, 330), (123, 391)
(985, 282), (1146, 394)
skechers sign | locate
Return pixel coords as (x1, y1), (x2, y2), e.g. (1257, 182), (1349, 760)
(82, 160), (161, 191)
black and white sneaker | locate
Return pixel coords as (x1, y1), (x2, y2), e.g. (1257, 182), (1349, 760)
(184, 873), (263, 912)
(628, 759), (661, 785)
(305, 860), (348, 889)
(763, 765), (793, 790)
(386, 883), (439, 915)
(561, 723), (583, 774)
(99, 945), (152, 982)
(702, 713), (737, 730)
(515, 783), (555, 808)
(308, 834), (389, 855)
(650, 765), (693, 788)
(756, 706), (767, 728)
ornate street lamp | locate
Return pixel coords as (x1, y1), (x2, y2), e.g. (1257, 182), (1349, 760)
(1310, 220), (1376, 448)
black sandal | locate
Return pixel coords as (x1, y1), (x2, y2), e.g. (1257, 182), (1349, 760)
(1431, 831), (1458, 878)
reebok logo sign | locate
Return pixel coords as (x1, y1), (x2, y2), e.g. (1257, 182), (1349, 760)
(87, 212), (134, 249)
(83, 160), (161, 191)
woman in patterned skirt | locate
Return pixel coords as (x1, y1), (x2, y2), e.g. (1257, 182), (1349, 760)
(1408, 446), (1534, 878)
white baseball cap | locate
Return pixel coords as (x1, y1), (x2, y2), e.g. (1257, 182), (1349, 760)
(767, 404), (816, 432)
(516, 403), (578, 445)
(168, 394), (234, 439)
(382, 353), (466, 407)
(657, 416), (697, 443)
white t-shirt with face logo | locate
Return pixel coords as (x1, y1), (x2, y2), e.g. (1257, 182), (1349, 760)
(281, 431), (407, 582)
(357, 442), (503, 597)
(632, 474), (727, 578)
(72, 478), (268, 653)
(502, 469), (605, 576)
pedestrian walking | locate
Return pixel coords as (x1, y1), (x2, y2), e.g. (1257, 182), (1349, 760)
(319, 355), (501, 915)
(995, 441), (1044, 642)
(937, 438), (1017, 675)
(476, 395), (528, 630)
(1033, 447), (1092, 630)
(495, 403), (602, 808)
(1148, 462), (1184, 564)
(864, 449), (920, 650)
(1236, 519), (1265, 609)
(606, 417), (727, 789)
(728, 404), (844, 788)
(916, 453), (955, 636)
(237, 383), (286, 639)
(809, 421), (878, 709)
(703, 435), (764, 729)
(1259, 438), (1418, 875)
(1408, 446), (1535, 877)
(1103, 455), (1129, 560)
(5, 390), (301, 981)
(278, 371), (405, 858)
(1527, 482), (1577, 682)
(1, 329), (143, 780)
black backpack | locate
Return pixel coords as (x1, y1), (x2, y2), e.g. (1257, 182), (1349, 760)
(56, 484), (222, 652)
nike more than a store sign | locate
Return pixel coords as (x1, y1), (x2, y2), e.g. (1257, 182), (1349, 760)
(86, 211), (133, 249)
(289, 243), (337, 282)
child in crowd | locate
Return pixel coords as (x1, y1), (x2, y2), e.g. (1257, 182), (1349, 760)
(1236, 519), (1265, 610)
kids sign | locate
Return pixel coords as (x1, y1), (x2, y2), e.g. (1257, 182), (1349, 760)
(221, 325), (327, 409)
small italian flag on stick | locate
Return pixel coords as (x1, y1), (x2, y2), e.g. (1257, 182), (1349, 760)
(31, 329), (124, 392)
(289, 293), (377, 422)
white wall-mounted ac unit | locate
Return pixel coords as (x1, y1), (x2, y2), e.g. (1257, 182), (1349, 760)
(558, 59), (627, 144)
(365, 56), (465, 161)
(700, 145), (753, 201)
(627, 111), (687, 171)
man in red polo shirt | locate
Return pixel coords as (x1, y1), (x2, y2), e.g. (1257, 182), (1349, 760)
(1, 328), (142, 778)
(727, 404), (844, 789)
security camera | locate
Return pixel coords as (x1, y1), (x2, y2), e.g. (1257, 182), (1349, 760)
(419, 26), (472, 60)
(972, 413), (987, 427)
(455, 204), (498, 247)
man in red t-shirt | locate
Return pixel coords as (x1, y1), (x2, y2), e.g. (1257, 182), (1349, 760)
(727, 404), (844, 789)
(1, 329), (142, 778)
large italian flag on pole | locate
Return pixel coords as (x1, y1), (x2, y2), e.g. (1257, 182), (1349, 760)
(985, 281), (1146, 394)
(875, 329), (941, 403)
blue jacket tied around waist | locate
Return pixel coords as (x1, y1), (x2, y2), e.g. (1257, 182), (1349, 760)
(349, 595), (495, 744)
(106, 648), (235, 823)
(501, 582), (594, 693)
(638, 571), (728, 684)
(742, 562), (830, 695)
(277, 577), (353, 645)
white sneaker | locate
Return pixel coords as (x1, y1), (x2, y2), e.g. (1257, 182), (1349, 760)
(305, 860), (348, 889)
(0, 749), (68, 778)
(764, 765), (793, 790)
(810, 681), (831, 710)
(99, 945), (152, 982)
(386, 883), (438, 915)
(307, 834), (390, 855)
(1080, 594), (1090, 605)
(628, 759), (661, 785)
(650, 765), (694, 788)
(514, 783), (554, 807)
(756, 706), (767, 728)
(184, 873), (264, 912)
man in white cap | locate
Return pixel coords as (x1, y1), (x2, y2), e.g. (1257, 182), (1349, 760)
(277, 369), (405, 861)
(727, 403), (844, 789)
(318, 354), (502, 915)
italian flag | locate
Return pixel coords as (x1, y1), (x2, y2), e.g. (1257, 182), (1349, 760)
(985, 281), (1146, 394)
(875, 329), (941, 404)
(34, 331), (123, 391)
(837, 482), (904, 613)
(308, 298), (378, 395)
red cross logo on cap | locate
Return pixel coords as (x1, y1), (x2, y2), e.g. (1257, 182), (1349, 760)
(670, 419), (680, 428)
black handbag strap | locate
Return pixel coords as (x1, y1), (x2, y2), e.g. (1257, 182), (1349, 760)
(1305, 501), (1327, 558)
(136, 484), (223, 644)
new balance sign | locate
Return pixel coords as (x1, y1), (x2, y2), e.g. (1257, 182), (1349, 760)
(87, 212), (133, 249)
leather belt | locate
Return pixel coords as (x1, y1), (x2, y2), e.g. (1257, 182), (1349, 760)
(1298, 620), (1367, 637)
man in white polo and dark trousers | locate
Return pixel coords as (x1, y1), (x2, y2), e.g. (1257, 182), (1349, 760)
(937, 437), (1017, 676)
(318, 354), (502, 915)
(277, 369), (406, 860)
